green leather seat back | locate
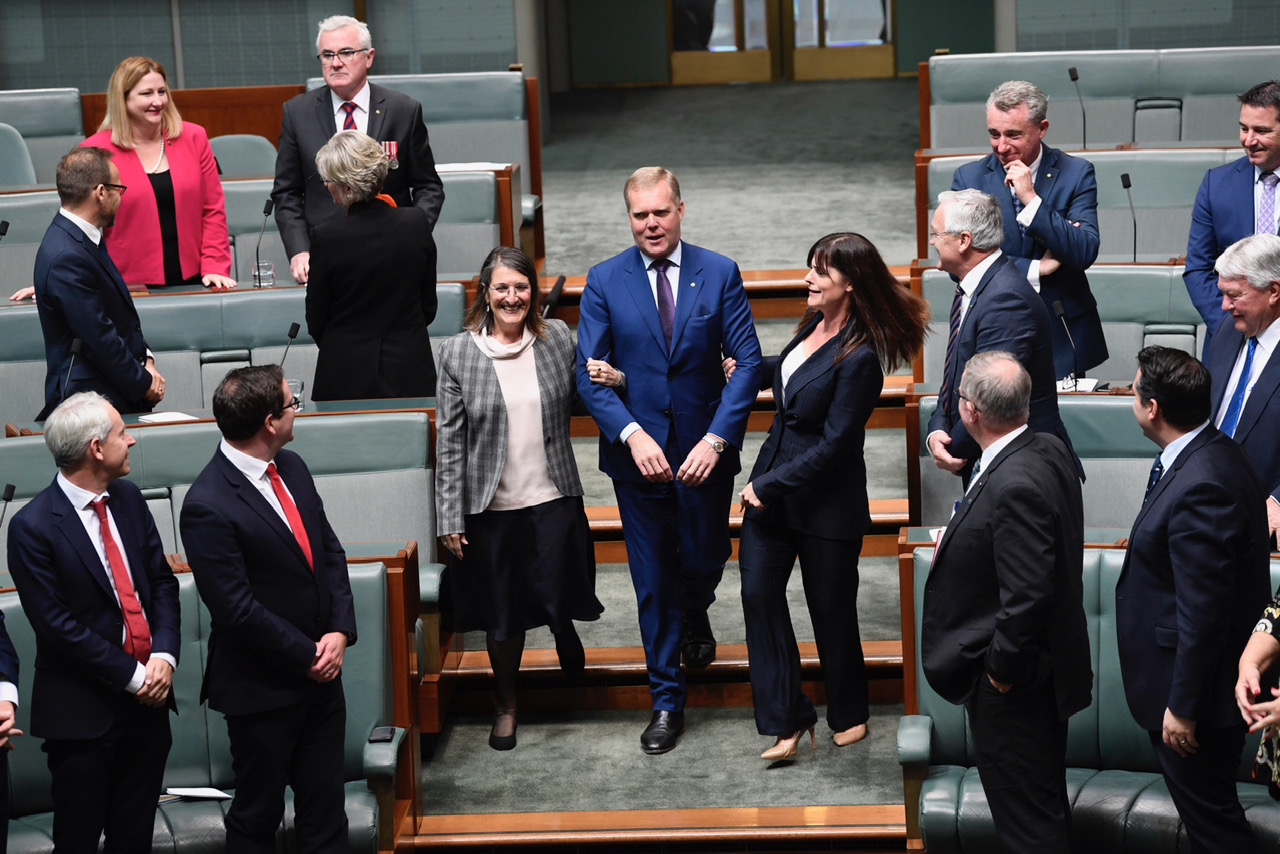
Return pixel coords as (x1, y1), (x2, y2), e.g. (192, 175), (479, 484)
(0, 191), (60, 297)
(1157, 46), (1278, 142)
(210, 134), (277, 180)
(221, 178), (294, 285)
(436, 170), (501, 279)
(0, 123), (37, 187)
(0, 88), (84, 184)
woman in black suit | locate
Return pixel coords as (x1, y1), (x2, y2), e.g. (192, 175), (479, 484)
(306, 130), (437, 401)
(735, 233), (929, 761)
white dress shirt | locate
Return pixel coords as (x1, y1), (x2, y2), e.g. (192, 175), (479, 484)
(1008, 146), (1045, 291)
(329, 81), (371, 134)
(59, 208), (103, 245)
(55, 473), (175, 692)
(1214, 317), (1280, 428)
(219, 439), (297, 527)
(1159, 421), (1209, 476)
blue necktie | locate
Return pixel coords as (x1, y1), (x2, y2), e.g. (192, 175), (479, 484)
(1144, 455), (1164, 501)
(1010, 190), (1027, 236)
(1220, 337), (1258, 438)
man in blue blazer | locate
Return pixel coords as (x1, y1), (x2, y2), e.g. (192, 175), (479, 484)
(1119, 346), (1270, 854)
(33, 146), (165, 420)
(1201, 234), (1280, 542)
(0, 609), (20, 854)
(273, 14), (444, 284)
(1185, 80), (1280, 355)
(577, 167), (762, 753)
(926, 190), (1081, 482)
(181, 365), (355, 853)
(951, 80), (1106, 379)
(7, 391), (180, 852)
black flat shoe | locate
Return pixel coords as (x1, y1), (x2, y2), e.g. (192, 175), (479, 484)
(640, 709), (684, 754)
(489, 711), (517, 751)
(681, 610), (716, 668)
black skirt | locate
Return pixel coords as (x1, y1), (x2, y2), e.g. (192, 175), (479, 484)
(448, 494), (603, 639)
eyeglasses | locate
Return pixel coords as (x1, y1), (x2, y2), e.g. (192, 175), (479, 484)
(317, 48), (369, 65)
(103, 183), (127, 195)
(490, 284), (531, 296)
(958, 393), (982, 414)
(929, 231), (954, 240)
(277, 396), (301, 414)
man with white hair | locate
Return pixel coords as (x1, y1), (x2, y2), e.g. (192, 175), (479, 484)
(950, 80), (1107, 380)
(926, 189), (1080, 483)
(6, 391), (180, 852)
(1202, 232), (1280, 540)
(272, 14), (444, 283)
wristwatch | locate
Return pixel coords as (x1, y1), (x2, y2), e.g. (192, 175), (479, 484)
(703, 435), (726, 454)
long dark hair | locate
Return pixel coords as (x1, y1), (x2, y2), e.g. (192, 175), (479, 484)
(463, 246), (547, 339)
(801, 233), (929, 371)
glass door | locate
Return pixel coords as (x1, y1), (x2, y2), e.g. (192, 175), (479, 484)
(787, 0), (895, 80)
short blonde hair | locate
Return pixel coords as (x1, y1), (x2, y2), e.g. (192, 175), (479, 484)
(100, 56), (183, 148)
(314, 130), (394, 203)
(623, 166), (681, 209)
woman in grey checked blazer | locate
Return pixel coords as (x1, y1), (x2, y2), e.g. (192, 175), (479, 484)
(435, 246), (603, 750)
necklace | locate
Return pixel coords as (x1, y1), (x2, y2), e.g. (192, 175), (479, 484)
(147, 132), (166, 174)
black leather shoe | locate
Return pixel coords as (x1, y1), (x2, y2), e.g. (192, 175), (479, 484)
(681, 611), (716, 668)
(640, 710), (684, 754)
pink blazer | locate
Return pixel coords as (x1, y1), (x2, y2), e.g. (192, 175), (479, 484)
(82, 122), (232, 284)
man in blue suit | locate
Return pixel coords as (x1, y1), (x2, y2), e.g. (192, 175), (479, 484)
(951, 80), (1106, 380)
(7, 391), (180, 852)
(1201, 233), (1280, 543)
(1119, 346), (1269, 854)
(0, 610), (20, 854)
(1185, 80), (1280, 355)
(577, 167), (762, 753)
(926, 190), (1081, 482)
(33, 146), (165, 420)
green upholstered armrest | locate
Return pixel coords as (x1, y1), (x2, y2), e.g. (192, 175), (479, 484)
(420, 562), (444, 609)
(363, 726), (407, 794)
(898, 715), (934, 766)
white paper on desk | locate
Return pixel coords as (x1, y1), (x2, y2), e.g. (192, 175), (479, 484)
(165, 787), (232, 800)
(1057, 378), (1100, 393)
(136, 411), (200, 423)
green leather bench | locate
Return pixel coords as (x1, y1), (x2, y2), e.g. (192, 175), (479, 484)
(0, 88), (83, 184)
(3, 562), (405, 852)
(914, 394), (1162, 531)
(899, 546), (1280, 852)
(209, 134), (278, 179)
(0, 280), (467, 425)
(0, 190), (59, 298)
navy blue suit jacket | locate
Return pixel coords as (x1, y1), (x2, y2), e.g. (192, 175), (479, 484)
(33, 214), (152, 418)
(951, 145), (1107, 377)
(1185, 156), (1268, 352)
(576, 242), (763, 484)
(1117, 427), (1271, 731)
(922, 429), (1092, 716)
(926, 254), (1082, 478)
(6, 477), (180, 740)
(1204, 316), (1280, 502)
(180, 447), (355, 716)
(745, 313), (882, 540)
(273, 83), (445, 260)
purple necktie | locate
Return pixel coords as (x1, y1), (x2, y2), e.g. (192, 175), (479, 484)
(340, 102), (357, 130)
(1257, 171), (1278, 234)
(653, 259), (674, 350)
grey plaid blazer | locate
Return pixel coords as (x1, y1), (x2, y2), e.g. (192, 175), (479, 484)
(435, 319), (583, 536)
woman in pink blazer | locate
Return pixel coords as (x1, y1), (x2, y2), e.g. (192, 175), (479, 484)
(82, 56), (234, 289)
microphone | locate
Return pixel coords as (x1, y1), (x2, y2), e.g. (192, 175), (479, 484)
(255, 198), (275, 287)
(1121, 173), (1137, 263)
(280, 322), (300, 369)
(64, 338), (82, 398)
(0, 220), (9, 241)
(1052, 300), (1079, 391)
(1068, 67), (1086, 150)
(0, 483), (14, 531)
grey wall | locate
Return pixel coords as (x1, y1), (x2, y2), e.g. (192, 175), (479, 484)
(896, 0), (995, 75)
(1017, 0), (1280, 51)
(566, 0), (669, 86)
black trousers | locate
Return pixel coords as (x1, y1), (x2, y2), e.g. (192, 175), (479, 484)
(42, 702), (171, 854)
(739, 518), (867, 735)
(1149, 723), (1256, 854)
(966, 675), (1072, 854)
(224, 679), (349, 854)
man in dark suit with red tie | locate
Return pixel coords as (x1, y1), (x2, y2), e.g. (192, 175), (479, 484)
(180, 364), (355, 854)
(33, 147), (165, 419)
(7, 391), (180, 852)
(1119, 346), (1270, 853)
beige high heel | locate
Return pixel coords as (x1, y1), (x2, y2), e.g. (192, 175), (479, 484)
(761, 725), (817, 760)
(832, 723), (868, 747)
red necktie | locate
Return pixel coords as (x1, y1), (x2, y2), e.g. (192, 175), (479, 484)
(89, 499), (152, 663)
(340, 102), (357, 130)
(267, 463), (313, 570)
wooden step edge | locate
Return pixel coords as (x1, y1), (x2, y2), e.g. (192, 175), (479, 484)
(585, 499), (909, 534)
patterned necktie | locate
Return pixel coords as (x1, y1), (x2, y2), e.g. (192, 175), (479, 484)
(340, 101), (357, 130)
(653, 259), (675, 350)
(90, 499), (152, 663)
(1010, 188), (1027, 237)
(1220, 336), (1258, 438)
(938, 283), (965, 417)
(1258, 171), (1279, 234)
(1144, 455), (1164, 501)
(267, 463), (313, 569)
